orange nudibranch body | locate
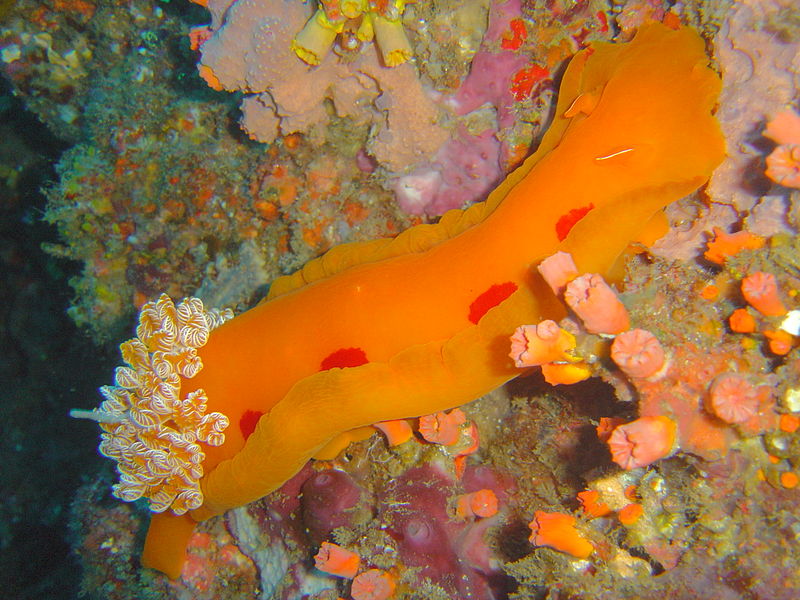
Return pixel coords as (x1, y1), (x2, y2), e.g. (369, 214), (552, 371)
(123, 23), (722, 577)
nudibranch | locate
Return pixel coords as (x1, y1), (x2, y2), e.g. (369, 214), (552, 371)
(73, 23), (724, 578)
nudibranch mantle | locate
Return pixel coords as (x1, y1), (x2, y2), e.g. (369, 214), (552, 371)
(76, 23), (724, 578)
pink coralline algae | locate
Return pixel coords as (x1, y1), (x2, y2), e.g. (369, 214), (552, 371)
(394, 130), (503, 216)
(449, 0), (531, 130)
(300, 469), (364, 546)
(384, 467), (459, 577)
(706, 0), (800, 213)
(381, 464), (510, 598)
(195, 0), (447, 174)
(221, 463), (342, 600)
(393, 0), (539, 216)
(650, 0), (800, 261)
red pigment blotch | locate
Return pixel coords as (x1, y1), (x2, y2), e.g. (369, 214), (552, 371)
(555, 203), (594, 241)
(501, 18), (527, 50)
(511, 64), (549, 101)
(239, 409), (264, 440)
(596, 11), (609, 33)
(468, 282), (518, 324)
(320, 347), (369, 371)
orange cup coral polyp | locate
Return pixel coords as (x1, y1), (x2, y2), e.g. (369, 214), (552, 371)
(564, 273), (630, 335)
(741, 271), (787, 317)
(611, 328), (666, 379)
(509, 320), (580, 367)
(706, 373), (759, 425)
(607, 416), (678, 470)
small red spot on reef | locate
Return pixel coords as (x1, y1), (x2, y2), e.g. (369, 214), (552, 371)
(240, 410), (264, 441)
(555, 203), (594, 241)
(501, 18), (527, 51)
(320, 347), (369, 371)
(511, 64), (549, 101)
(469, 282), (518, 324)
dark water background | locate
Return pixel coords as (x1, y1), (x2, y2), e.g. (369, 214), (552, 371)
(0, 79), (115, 599)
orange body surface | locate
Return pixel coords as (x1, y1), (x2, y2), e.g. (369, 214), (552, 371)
(94, 24), (724, 578)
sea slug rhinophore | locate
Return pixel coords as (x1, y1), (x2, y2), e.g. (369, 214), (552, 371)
(74, 23), (724, 578)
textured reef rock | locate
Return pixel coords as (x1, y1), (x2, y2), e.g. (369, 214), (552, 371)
(707, 0), (800, 213)
(194, 0), (620, 216)
(0, 0), (103, 141)
(13, 1), (410, 340)
(653, 0), (800, 261)
(1, 0), (414, 341)
(197, 0), (448, 174)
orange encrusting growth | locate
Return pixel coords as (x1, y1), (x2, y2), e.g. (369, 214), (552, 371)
(139, 23), (724, 577)
(704, 228), (765, 264)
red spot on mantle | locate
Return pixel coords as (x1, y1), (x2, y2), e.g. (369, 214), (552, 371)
(555, 203), (594, 241)
(468, 282), (518, 324)
(320, 347), (369, 371)
(240, 410), (264, 441)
